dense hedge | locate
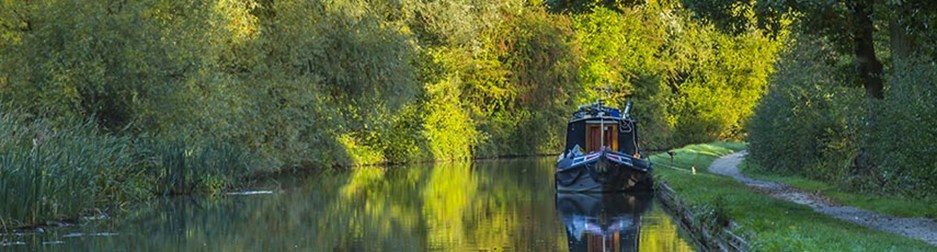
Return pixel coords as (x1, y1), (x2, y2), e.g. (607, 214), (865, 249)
(748, 31), (937, 198)
(0, 0), (780, 228)
(869, 59), (937, 197)
(747, 34), (864, 182)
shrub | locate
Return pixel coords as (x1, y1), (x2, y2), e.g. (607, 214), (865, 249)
(747, 33), (863, 181)
(870, 58), (937, 197)
(748, 33), (937, 198)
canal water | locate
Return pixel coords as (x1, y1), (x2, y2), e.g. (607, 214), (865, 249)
(2, 158), (695, 251)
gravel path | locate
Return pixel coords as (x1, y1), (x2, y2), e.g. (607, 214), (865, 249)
(709, 151), (937, 246)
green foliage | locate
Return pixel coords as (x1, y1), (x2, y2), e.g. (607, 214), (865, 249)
(747, 33), (864, 182)
(669, 18), (782, 143)
(571, 3), (782, 148)
(684, 0), (937, 100)
(423, 75), (479, 161)
(139, 136), (251, 195)
(748, 29), (937, 198)
(475, 8), (581, 157)
(870, 58), (937, 197)
(0, 1), (222, 131)
(0, 0), (779, 164)
(749, 20), (937, 198)
(359, 103), (432, 164)
(0, 0), (783, 227)
(573, 7), (657, 106)
(696, 194), (731, 233)
(544, 0), (643, 13)
(572, 6), (673, 149)
(0, 111), (143, 228)
(684, 0), (937, 50)
(0, 109), (256, 229)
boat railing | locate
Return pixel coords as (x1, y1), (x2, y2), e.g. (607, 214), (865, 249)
(575, 99), (634, 120)
(577, 100), (605, 111)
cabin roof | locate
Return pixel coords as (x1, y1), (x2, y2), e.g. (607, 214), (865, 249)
(568, 102), (635, 123)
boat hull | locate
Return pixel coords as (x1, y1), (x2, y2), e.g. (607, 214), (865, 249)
(555, 150), (652, 192)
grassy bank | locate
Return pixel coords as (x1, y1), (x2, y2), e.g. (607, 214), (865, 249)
(651, 143), (934, 251)
(739, 160), (937, 219)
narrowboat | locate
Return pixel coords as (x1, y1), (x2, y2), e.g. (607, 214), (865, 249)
(555, 100), (652, 192)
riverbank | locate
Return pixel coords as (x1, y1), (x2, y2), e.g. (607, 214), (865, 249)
(650, 143), (935, 250)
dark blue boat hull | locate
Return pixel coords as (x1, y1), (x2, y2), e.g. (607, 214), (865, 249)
(555, 150), (652, 192)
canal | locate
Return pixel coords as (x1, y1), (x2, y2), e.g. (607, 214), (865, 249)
(3, 158), (695, 251)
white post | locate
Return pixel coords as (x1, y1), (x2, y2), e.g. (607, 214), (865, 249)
(599, 111), (604, 150)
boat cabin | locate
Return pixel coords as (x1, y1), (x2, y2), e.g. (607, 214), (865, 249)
(564, 101), (639, 155)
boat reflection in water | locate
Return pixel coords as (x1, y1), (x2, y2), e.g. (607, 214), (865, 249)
(556, 192), (653, 252)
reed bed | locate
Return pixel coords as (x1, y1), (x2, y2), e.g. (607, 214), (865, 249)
(0, 113), (251, 230)
(140, 137), (250, 195)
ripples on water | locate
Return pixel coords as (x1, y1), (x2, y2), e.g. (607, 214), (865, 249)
(2, 158), (694, 251)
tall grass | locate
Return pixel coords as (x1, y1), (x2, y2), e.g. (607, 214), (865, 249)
(0, 113), (138, 228)
(0, 111), (252, 230)
(139, 137), (251, 195)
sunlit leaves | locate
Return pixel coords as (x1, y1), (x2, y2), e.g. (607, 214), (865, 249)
(0, 0), (784, 172)
(423, 75), (479, 161)
(571, 3), (782, 147)
(214, 0), (259, 44)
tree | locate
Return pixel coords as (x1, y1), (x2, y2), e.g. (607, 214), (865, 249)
(683, 0), (937, 100)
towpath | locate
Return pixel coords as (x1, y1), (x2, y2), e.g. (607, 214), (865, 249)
(709, 151), (937, 246)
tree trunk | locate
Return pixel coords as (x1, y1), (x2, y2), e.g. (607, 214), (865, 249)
(850, 0), (884, 99)
(889, 3), (920, 67)
(849, 0), (883, 177)
(889, 18), (912, 65)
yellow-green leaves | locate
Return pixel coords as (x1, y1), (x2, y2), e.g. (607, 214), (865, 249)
(214, 0), (259, 44)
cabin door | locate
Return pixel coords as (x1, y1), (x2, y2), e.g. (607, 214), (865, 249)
(585, 123), (618, 152)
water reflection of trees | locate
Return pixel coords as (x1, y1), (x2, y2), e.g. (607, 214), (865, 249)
(27, 158), (689, 251)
